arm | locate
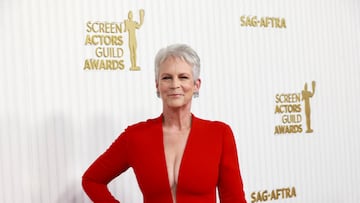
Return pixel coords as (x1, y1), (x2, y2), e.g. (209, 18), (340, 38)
(82, 132), (131, 203)
(312, 81), (316, 96)
(218, 125), (247, 203)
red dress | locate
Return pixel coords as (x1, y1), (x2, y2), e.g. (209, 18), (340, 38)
(82, 115), (247, 203)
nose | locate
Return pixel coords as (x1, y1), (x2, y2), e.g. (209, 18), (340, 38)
(170, 78), (180, 89)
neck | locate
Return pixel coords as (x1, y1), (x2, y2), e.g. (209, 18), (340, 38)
(162, 109), (192, 131)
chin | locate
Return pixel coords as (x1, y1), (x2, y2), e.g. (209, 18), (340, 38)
(165, 101), (190, 109)
(167, 103), (185, 109)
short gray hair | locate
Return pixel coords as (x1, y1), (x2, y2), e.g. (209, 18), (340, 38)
(154, 44), (200, 82)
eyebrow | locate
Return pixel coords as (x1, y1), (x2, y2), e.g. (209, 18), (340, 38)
(160, 72), (191, 76)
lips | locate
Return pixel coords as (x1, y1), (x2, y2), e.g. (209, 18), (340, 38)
(168, 93), (183, 97)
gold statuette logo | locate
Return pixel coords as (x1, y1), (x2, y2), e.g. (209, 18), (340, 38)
(274, 81), (316, 134)
(302, 81), (316, 133)
(125, 9), (145, 71)
(83, 9), (145, 71)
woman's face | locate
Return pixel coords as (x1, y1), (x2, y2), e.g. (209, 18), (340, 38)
(156, 56), (200, 110)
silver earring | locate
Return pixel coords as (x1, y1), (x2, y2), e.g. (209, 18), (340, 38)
(193, 92), (199, 98)
(156, 91), (160, 98)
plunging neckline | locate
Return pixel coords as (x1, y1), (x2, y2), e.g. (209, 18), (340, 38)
(160, 115), (195, 202)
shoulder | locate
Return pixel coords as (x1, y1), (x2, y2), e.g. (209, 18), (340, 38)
(124, 116), (161, 134)
(192, 116), (236, 151)
(193, 115), (233, 135)
(194, 116), (231, 129)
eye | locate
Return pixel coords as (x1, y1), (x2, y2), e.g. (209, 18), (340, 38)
(161, 76), (171, 80)
(179, 75), (189, 79)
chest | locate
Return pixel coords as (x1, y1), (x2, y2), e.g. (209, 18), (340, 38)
(163, 128), (190, 192)
(129, 125), (222, 197)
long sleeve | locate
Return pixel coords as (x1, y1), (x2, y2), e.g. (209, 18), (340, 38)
(217, 125), (247, 203)
(82, 116), (247, 203)
(82, 131), (131, 203)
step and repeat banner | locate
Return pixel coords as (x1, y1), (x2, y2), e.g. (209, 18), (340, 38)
(1, 0), (359, 202)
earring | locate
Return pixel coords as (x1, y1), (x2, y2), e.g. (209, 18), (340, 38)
(156, 91), (160, 98)
(193, 92), (199, 98)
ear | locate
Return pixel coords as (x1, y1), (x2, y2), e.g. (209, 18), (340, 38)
(194, 78), (201, 92)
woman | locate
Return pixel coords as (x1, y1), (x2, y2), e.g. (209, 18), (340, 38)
(82, 44), (247, 203)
